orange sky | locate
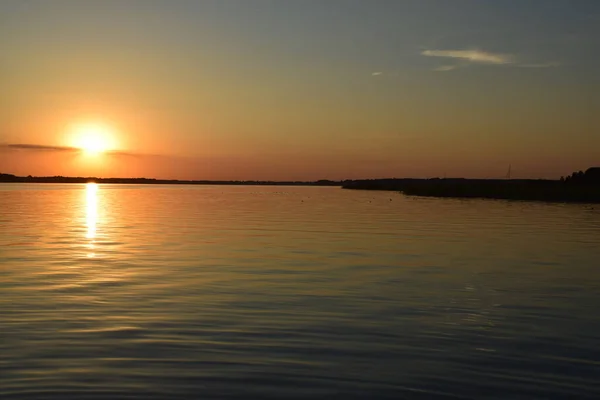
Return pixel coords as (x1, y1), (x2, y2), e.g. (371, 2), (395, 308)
(1, 1), (598, 180)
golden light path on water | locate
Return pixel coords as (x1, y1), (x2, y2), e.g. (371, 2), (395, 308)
(85, 183), (98, 257)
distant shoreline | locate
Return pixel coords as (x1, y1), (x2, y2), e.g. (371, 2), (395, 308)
(342, 175), (600, 203)
(0, 173), (341, 186)
(4, 171), (600, 203)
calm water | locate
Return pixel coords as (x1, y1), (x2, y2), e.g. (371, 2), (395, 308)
(1, 183), (600, 399)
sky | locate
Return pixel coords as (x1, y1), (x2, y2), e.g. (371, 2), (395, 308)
(1, 0), (599, 180)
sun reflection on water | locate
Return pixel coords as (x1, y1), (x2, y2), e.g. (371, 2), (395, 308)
(85, 183), (98, 257)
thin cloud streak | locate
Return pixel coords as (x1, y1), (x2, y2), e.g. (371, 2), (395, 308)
(1, 143), (147, 157)
(2, 143), (79, 152)
(422, 49), (561, 72)
(433, 65), (459, 72)
(106, 150), (150, 157)
(422, 49), (514, 65)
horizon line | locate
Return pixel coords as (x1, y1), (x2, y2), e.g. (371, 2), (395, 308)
(0, 172), (579, 184)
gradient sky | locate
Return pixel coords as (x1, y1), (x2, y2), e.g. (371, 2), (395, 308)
(1, 0), (599, 180)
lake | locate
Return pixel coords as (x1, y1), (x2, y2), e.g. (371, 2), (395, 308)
(1, 183), (599, 399)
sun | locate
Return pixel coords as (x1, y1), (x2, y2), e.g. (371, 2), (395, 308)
(68, 123), (116, 155)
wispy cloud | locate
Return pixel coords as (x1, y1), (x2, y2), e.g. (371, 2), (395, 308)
(422, 48), (560, 72)
(106, 150), (146, 157)
(370, 71), (401, 77)
(1, 143), (145, 157)
(422, 49), (514, 65)
(3, 144), (79, 152)
(433, 65), (459, 72)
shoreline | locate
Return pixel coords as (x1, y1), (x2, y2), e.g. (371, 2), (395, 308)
(342, 178), (600, 203)
(0, 173), (340, 187)
(3, 172), (600, 202)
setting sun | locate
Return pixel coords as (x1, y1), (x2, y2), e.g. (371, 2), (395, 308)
(68, 123), (117, 155)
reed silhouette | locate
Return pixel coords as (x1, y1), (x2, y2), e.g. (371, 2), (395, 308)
(343, 168), (600, 203)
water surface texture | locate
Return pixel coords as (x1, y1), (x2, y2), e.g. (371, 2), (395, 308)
(2, 184), (600, 399)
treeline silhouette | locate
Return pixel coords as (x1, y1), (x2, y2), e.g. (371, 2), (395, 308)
(562, 168), (600, 184)
(4, 168), (600, 202)
(0, 173), (340, 187)
(342, 167), (600, 203)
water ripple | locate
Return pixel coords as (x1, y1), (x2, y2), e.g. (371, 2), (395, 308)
(1, 184), (600, 399)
